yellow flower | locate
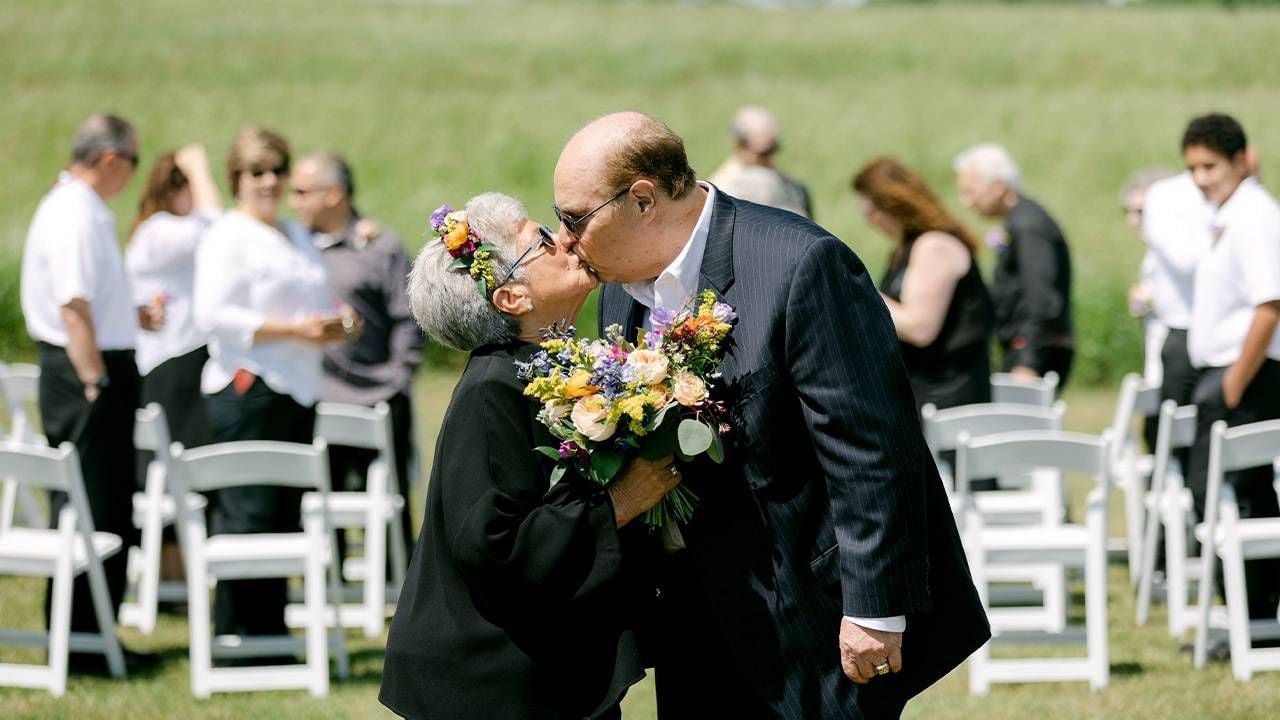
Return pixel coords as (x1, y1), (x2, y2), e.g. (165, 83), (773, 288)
(563, 370), (598, 399)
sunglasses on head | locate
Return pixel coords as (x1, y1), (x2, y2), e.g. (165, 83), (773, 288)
(495, 225), (556, 289)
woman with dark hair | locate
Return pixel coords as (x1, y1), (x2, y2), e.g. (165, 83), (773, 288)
(853, 156), (994, 411)
(126, 144), (222, 451)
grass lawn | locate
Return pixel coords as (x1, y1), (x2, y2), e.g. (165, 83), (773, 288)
(3, 372), (1278, 718)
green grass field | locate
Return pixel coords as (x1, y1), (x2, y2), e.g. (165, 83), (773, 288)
(4, 1), (1280, 717)
(5, 0), (1280, 381)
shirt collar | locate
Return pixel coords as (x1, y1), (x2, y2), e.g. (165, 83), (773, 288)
(622, 181), (716, 311)
(1211, 176), (1260, 240)
(311, 217), (362, 251)
(57, 170), (112, 221)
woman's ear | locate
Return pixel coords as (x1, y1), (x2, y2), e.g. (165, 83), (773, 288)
(492, 284), (532, 316)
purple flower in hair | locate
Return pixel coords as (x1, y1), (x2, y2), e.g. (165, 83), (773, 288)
(429, 204), (452, 232)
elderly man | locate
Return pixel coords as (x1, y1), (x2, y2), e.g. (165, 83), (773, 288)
(555, 112), (988, 720)
(20, 113), (159, 671)
(708, 105), (812, 218)
(954, 143), (1074, 385)
(289, 152), (423, 557)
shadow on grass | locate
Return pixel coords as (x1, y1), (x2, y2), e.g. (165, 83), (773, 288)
(1111, 661), (1144, 677)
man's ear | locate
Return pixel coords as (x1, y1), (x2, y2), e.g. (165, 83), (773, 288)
(492, 283), (531, 316)
(631, 179), (658, 216)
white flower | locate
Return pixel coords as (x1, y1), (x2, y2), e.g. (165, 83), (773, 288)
(672, 371), (708, 406)
(626, 348), (670, 385)
(542, 400), (571, 425)
(571, 396), (617, 442)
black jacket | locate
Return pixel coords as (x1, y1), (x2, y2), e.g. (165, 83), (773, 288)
(380, 343), (644, 720)
(993, 195), (1074, 372)
(599, 191), (990, 719)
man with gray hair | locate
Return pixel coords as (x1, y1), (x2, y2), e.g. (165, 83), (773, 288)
(21, 113), (160, 672)
(290, 152), (423, 560)
(954, 142), (1074, 385)
(708, 105), (813, 218)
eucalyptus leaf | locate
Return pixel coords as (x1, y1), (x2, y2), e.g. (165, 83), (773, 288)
(677, 419), (714, 456)
(707, 432), (725, 464)
(534, 446), (563, 461)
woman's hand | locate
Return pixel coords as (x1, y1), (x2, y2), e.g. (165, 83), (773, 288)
(607, 456), (682, 528)
(294, 314), (348, 345)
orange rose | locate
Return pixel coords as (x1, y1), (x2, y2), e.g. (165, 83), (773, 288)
(443, 221), (471, 252)
(563, 370), (599, 399)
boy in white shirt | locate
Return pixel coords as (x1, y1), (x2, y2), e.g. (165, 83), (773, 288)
(1184, 113), (1280, 622)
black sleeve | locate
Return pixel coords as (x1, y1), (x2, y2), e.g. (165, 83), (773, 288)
(443, 371), (623, 618)
(784, 236), (932, 617)
(1008, 216), (1067, 371)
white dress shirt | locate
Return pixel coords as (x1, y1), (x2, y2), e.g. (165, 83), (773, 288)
(127, 210), (219, 375)
(1188, 177), (1280, 368)
(193, 211), (333, 406)
(622, 183), (906, 634)
(20, 171), (138, 350)
(1142, 172), (1214, 331)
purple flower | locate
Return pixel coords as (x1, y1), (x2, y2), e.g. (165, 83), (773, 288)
(711, 302), (737, 323)
(429, 204), (451, 232)
(558, 440), (579, 459)
(650, 307), (677, 330)
(984, 228), (1009, 254)
(643, 330), (664, 350)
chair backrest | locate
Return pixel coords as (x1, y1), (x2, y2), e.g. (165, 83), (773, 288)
(134, 403), (173, 463)
(956, 429), (1112, 503)
(922, 402), (1065, 454)
(0, 362), (40, 442)
(314, 402), (391, 453)
(0, 442), (97, 535)
(990, 371), (1060, 407)
(1108, 373), (1160, 463)
(170, 439), (330, 494)
(1213, 419), (1280, 475)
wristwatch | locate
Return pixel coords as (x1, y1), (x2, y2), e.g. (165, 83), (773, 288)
(87, 375), (110, 392)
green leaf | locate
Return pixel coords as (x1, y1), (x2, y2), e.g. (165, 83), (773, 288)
(646, 404), (672, 433)
(474, 242), (500, 254)
(475, 277), (489, 297)
(549, 465), (567, 487)
(590, 448), (624, 484)
(448, 257), (469, 271)
(677, 419), (714, 457)
(707, 432), (725, 464)
(534, 446), (562, 461)
(638, 420), (679, 460)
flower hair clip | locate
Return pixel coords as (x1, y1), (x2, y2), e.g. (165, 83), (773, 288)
(429, 203), (499, 297)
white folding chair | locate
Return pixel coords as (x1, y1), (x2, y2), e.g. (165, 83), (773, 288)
(960, 430), (1112, 694)
(286, 401), (407, 639)
(169, 439), (349, 697)
(0, 362), (48, 529)
(1107, 373), (1161, 583)
(1193, 419), (1280, 681)
(923, 402), (1069, 635)
(1135, 401), (1202, 636)
(120, 403), (203, 635)
(990, 371), (1060, 407)
(0, 442), (126, 696)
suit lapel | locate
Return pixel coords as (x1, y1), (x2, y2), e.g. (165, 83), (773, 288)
(697, 188), (737, 297)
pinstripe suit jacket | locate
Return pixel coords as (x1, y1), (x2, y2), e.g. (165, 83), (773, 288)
(600, 191), (990, 718)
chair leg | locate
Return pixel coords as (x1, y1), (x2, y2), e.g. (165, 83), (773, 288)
(48, 538), (75, 697)
(1165, 498), (1190, 637)
(1221, 535), (1253, 681)
(186, 552), (212, 697)
(1086, 495), (1110, 691)
(1125, 475), (1145, 584)
(81, 541), (126, 679)
(305, 542), (330, 697)
(326, 542), (350, 680)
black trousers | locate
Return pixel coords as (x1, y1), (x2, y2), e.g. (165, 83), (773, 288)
(38, 343), (140, 635)
(205, 378), (316, 637)
(140, 345), (213, 451)
(1188, 359), (1280, 619)
(1158, 328), (1198, 461)
(328, 392), (415, 564)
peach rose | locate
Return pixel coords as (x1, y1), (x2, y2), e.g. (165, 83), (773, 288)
(672, 371), (708, 407)
(571, 396), (617, 442)
(626, 348), (670, 385)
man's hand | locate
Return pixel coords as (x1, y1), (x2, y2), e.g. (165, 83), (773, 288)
(607, 455), (681, 527)
(1222, 363), (1246, 410)
(1008, 365), (1040, 381)
(138, 302), (165, 332)
(839, 619), (903, 684)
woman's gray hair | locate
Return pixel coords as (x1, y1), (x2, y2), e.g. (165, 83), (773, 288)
(953, 143), (1021, 190)
(407, 192), (528, 351)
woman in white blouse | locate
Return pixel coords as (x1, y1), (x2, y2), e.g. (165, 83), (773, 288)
(193, 126), (346, 642)
(127, 143), (222, 451)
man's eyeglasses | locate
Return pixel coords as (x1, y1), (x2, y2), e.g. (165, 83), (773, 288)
(496, 225), (557, 288)
(552, 186), (629, 240)
(115, 151), (139, 169)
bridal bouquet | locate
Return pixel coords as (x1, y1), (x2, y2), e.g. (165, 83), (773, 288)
(516, 290), (736, 527)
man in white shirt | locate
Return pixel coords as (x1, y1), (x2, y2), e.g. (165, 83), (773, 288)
(20, 113), (159, 671)
(1183, 113), (1280, 622)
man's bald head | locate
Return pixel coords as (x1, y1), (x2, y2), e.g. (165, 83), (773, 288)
(557, 112), (696, 201)
(731, 105), (780, 156)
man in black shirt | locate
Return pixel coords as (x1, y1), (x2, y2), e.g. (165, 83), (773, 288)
(955, 143), (1074, 386)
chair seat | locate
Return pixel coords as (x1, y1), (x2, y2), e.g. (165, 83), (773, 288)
(302, 492), (404, 527)
(204, 533), (327, 579)
(1196, 518), (1280, 559)
(0, 528), (123, 576)
(979, 524), (1090, 566)
(131, 492), (207, 527)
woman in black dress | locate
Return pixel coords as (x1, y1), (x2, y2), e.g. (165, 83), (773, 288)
(380, 193), (680, 720)
(853, 157), (994, 411)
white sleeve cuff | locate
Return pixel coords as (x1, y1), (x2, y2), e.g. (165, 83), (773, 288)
(843, 615), (907, 633)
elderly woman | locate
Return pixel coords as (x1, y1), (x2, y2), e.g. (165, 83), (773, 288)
(193, 126), (347, 643)
(380, 193), (679, 720)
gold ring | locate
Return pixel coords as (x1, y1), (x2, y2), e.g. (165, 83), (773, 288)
(874, 662), (890, 676)
(668, 466), (679, 477)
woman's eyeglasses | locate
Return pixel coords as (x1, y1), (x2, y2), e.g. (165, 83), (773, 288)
(495, 225), (556, 288)
(248, 162), (289, 178)
(552, 186), (629, 240)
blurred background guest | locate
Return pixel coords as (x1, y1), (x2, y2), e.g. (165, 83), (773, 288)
(290, 151), (423, 561)
(193, 126), (347, 646)
(708, 105), (812, 218)
(853, 156), (993, 412)
(1182, 113), (1280, 622)
(127, 143), (222, 451)
(20, 113), (157, 671)
(954, 142), (1074, 386)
